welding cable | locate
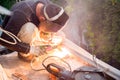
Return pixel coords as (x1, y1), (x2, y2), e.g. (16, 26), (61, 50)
(42, 56), (72, 72)
(0, 27), (21, 45)
(30, 56), (46, 71)
(30, 56), (72, 72)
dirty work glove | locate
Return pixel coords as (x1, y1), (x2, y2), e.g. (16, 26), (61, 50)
(29, 46), (47, 56)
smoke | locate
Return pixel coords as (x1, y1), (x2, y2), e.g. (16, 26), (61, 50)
(63, 0), (92, 46)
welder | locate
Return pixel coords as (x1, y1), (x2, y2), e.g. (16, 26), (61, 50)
(0, 0), (69, 62)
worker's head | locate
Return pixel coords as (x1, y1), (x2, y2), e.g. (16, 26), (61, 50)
(37, 3), (69, 33)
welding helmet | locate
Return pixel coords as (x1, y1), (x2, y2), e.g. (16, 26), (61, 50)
(41, 3), (69, 32)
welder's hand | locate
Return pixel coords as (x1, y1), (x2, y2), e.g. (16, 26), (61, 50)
(29, 46), (47, 56)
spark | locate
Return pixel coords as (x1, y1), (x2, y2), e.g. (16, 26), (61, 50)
(51, 47), (71, 58)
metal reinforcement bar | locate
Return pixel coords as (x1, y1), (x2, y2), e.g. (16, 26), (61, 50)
(64, 38), (120, 80)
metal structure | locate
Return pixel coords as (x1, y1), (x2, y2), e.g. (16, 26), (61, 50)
(64, 39), (120, 80)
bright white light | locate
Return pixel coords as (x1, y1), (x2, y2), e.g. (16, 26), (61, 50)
(51, 47), (71, 58)
(51, 36), (63, 46)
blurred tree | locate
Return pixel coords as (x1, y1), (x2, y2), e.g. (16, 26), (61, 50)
(0, 0), (16, 9)
(85, 0), (120, 69)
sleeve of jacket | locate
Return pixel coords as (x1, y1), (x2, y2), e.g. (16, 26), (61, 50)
(0, 40), (30, 54)
(0, 8), (30, 53)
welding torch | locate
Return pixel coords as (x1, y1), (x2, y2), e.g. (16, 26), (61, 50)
(38, 36), (63, 55)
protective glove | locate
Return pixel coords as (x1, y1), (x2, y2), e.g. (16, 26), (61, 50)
(29, 46), (47, 56)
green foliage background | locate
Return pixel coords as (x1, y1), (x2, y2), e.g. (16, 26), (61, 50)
(0, 0), (16, 9)
(85, 0), (120, 69)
